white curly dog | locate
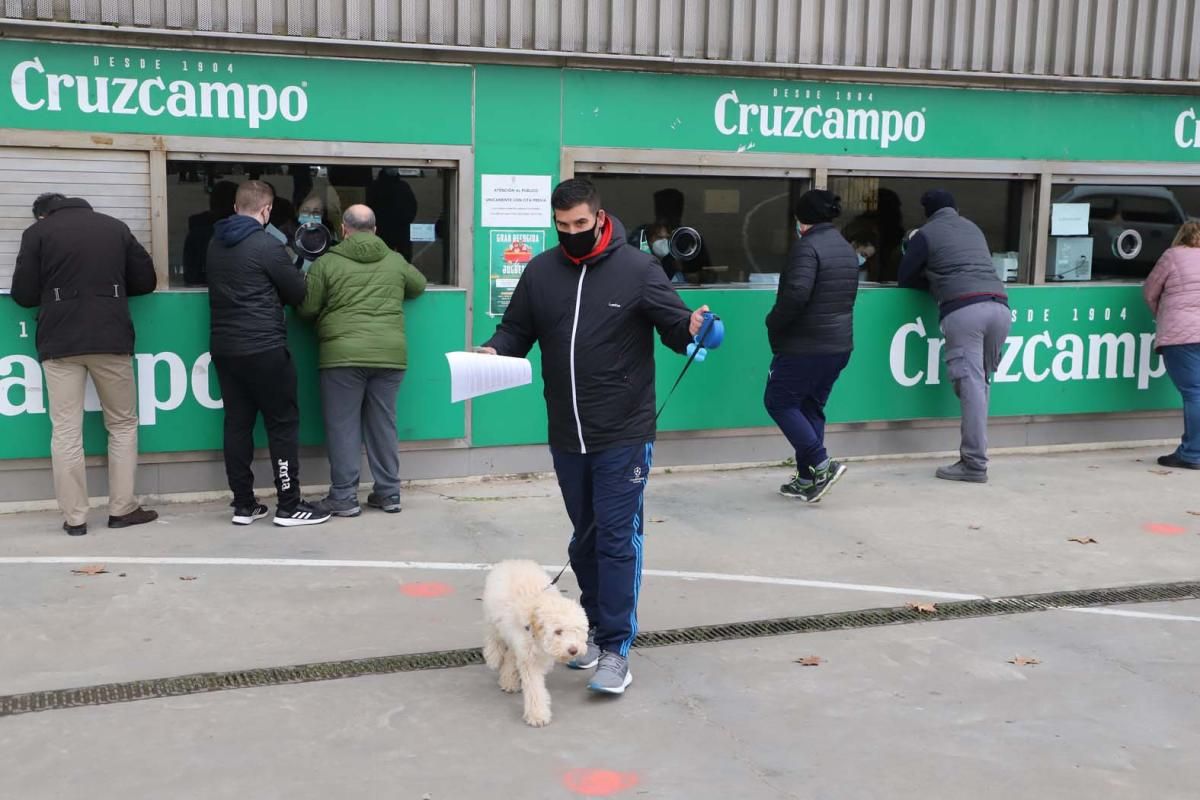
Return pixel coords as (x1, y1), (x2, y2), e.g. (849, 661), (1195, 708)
(482, 559), (591, 727)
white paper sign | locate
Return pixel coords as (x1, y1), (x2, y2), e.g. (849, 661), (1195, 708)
(1051, 203), (1090, 236)
(481, 174), (552, 228)
(446, 351), (533, 403)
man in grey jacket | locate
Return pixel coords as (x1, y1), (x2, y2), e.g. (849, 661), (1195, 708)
(899, 190), (1011, 483)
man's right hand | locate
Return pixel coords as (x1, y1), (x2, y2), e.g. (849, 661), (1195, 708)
(473, 346), (498, 355)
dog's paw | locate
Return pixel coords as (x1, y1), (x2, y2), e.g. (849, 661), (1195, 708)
(523, 710), (551, 727)
(499, 675), (521, 693)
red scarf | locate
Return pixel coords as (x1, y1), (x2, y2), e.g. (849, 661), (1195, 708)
(562, 219), (614, 265)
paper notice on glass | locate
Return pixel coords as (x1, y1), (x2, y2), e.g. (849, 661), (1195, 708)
(1051, 203), (1090, 236)
(446, 351), (533, 403)
(481, 174), (552, 228)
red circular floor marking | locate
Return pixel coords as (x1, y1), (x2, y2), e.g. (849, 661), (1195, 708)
(1143, 522), (1188, 536)
(398, 581), (454, 598)
(562, 769), (639, 796)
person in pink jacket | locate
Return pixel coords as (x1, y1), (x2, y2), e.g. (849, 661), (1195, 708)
(1144, 221), (1200, 469)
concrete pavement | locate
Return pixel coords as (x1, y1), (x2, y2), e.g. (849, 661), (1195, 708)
(1, 446), (1199, 798)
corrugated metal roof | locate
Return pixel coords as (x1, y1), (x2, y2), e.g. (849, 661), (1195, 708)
(4, 0), (1199, 82)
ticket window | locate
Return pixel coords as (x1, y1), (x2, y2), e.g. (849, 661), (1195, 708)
(165, 160), (456, 289)
(829, 176), (1032, 285)
(579, 173), (811, 286)
(1045, 183), (1200, 282)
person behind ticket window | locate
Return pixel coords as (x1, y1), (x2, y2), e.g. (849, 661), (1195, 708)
(182, 180), (237, 287)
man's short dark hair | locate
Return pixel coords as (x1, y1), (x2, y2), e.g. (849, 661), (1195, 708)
(235, 180), (274, 215)
(32, 192), (66, 219)
(552, 179), (601, 213)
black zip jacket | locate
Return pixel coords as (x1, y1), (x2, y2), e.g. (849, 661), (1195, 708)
(484, 216), (694, 453)
(11, 197), (157, 361)
(206, 214), (307, 358)
(765, 223), (859, 355)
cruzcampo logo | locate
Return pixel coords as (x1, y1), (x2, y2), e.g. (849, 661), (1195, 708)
(10, 54), (309, 130)
(713, 86), (928, 150)
(1176, 108), (1200, 149)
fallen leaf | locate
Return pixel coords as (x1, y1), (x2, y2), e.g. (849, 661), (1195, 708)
(179, 576), (198, 581)
(1068, 537), (1098, 545)
(1149, 469), (1173, 476)
(1188, 511), (1200, 517)
(1008, 656), (1041, 666)
(118, 573), (127, 578)
(70, 565), (108, 576)
(968, 524), (982, 530)
(795, 656), (823, 666)
(651, 518), (666, 523)
(907, 602), (938, 614)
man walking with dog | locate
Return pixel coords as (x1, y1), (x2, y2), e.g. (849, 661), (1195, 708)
(479, 178), (711, 696)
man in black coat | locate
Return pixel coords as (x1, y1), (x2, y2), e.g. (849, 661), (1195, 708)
(764, 190), (860, 502)
(11, 193), (159, 536)
(479, 178), (710, 696)
(205, 180), (329, 528)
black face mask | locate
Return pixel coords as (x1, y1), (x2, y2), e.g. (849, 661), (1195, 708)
(558, 223), (598, 260)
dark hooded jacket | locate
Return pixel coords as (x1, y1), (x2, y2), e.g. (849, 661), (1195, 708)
(205, 214), (307, 358)
(765, 222), (860, 355)
(11, 197), (156, 361)
(484, 216), (695, 454)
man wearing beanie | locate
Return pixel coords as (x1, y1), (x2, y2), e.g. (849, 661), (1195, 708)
(899, 189), (1012, 483)
(764, 189), (860, 502)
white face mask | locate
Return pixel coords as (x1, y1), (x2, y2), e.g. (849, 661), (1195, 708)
(651, 239), (671, 259)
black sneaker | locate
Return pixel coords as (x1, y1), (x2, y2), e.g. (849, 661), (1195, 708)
(367, 492), (402, 513)
(779, 474), (815, 499)
(63, 521), (88, 536)
(232, 503), (270, 526)
(779, 461), (847, 503)
(273, 501), (332, 527)
(806, 460), (848, 502)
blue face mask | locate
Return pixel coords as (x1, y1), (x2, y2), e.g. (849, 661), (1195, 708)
(299, 214), (321, 226)
(857, 253), (866, 267)
(795, 221), (803, 238)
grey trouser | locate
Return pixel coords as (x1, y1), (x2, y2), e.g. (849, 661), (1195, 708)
(319, 367), (405, 502)
(940, 301), (1012, 471)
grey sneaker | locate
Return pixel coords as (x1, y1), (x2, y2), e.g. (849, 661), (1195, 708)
(587, 651), (632, 695)
(935, 461), (988, 483)
(314, 496), (362, 518)
(367, 493), (402, 513)
(567, 628), (599, 670)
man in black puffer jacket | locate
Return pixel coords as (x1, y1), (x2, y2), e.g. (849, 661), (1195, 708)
(11, 193), (159, 536)
(480, 178), (709, 697)
(764, 190), (859, 503)
(205, 180), (329, 528)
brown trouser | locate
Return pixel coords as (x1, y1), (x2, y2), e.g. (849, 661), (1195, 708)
(42, 354), (141, 526)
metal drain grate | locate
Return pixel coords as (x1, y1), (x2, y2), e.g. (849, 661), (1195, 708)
(2, 579), (1197, 718)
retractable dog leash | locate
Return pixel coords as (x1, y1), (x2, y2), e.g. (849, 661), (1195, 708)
(548, 312), (725, 588)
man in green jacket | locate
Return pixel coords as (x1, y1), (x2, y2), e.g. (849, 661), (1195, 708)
(299, 203), (427, 516)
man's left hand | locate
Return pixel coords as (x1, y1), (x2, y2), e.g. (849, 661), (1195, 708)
(689, 305), (711, 337)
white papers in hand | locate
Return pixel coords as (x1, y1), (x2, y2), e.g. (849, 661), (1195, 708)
(446, 351), (533, 403)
